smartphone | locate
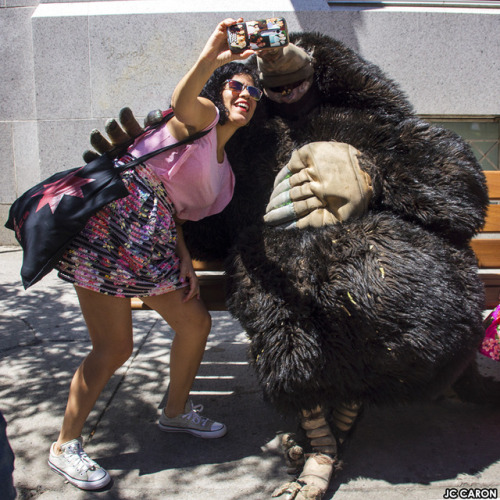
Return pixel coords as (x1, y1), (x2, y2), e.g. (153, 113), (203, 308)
(227, 18), (289, 53)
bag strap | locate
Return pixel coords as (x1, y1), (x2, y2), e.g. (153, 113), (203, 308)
(114, 110), (212, 171)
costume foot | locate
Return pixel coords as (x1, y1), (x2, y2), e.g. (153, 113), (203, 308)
(272, 453), (335, 499)
(280, 432), (305, 474)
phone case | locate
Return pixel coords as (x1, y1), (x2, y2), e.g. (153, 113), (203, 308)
(227, 18), (289, 53)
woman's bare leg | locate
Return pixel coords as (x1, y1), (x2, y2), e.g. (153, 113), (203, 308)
(55, 286), (134, 449)
(141, 289), (211, 417)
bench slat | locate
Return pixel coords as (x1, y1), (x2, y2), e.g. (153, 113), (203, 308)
(485, 171), (500, 198)
(192, 259), (224, 271)
(131, 272), (227, 311)
(471, 239), (500, 268)
(472, 172), (500, 286)
(482, 204), (500, 232)
(480, 273), (500, 309)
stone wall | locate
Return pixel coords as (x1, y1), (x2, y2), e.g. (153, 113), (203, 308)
(1, 0), (499, 244)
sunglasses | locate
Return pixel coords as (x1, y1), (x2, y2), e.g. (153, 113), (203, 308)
(223, 79), (262, 101)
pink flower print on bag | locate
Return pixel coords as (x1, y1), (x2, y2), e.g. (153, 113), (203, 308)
(480, 304), (500, 361)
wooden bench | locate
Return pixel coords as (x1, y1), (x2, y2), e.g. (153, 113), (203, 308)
(131, 170), (500, 312)
(131, 259), (227, 311)
(471, 170), (500, 309)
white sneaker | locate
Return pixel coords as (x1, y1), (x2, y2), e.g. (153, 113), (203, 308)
(48, 438), (110, 490)
(158, 400), (227, 439)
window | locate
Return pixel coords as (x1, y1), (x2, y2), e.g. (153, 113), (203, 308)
(426, 119), (500, 171)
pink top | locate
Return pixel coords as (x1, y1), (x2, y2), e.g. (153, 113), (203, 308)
(128, 109), (235, 221)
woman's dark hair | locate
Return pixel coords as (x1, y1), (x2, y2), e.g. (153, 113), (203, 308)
(200, 61), (261, 125)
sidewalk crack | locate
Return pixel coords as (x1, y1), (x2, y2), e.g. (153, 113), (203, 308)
(87, 317), (160, 440)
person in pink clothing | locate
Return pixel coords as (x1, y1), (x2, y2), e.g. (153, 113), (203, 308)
(48, 18), (261, 491)
(127, 106), (236, 222)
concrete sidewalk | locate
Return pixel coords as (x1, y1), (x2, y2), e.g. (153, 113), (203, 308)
(1, 246), (499, 500)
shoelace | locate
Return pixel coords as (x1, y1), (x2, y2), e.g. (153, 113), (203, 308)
(65, 443), (98, 472)
(182, 404), (210, 427)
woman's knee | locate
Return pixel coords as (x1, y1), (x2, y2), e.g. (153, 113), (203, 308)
(115, 342), (134, 365)
(184, 308), (212, 340)
(91, 339), (133, 370)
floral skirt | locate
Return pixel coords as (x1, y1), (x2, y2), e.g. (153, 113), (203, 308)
(56, 160), (185, 297)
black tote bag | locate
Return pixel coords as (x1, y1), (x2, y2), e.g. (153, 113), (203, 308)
(5, 112), (210, 289)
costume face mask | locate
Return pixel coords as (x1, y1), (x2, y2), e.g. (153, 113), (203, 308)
(257, 43), (314, 104)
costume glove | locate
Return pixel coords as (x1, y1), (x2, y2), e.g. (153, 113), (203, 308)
(82, 107), (163, 163)
(264, 142), (373, 229)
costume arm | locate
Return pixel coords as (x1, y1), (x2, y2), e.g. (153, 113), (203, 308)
(82, 107), (162, 163)
(370, 118), (488, 242)
(263, 121), (487, 242)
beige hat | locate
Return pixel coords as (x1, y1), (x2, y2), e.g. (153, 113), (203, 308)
(257, 43), (314, 88)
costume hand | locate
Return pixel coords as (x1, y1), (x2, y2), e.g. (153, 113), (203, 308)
(82, 107), (164, 163)
(264, 142), (373, 229)
(179, 259), (200, 302)
(199, 18), (255, 68)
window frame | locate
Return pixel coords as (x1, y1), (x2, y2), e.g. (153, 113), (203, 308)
(422, 116), (500, 171)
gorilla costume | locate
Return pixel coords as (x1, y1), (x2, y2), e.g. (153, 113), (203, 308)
(182, 32), (499, 498)
(88, 32), (498, 499)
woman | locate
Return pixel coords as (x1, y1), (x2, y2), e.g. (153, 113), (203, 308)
(48, 18), (261, 490)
